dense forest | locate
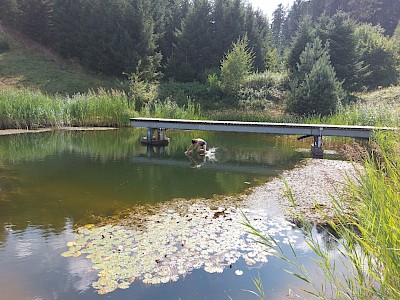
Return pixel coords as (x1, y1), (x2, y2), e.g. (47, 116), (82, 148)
(0, 0), (399, 115)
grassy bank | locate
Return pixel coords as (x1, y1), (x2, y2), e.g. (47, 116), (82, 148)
(1, 85), (399, 129)
(0, 26), (120, 95)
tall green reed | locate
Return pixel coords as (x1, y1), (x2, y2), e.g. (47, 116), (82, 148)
(67, 89), (132, 127)
(0, 88), (133, 128)
(340, 132), (399, 299)
(139, 98), (202, 120)
(0, 88), (65, 129)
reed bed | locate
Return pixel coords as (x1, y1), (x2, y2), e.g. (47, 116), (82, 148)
(338, 132), (400, 299)
(0, 88), (64, 129)
(0, 88), (133, 129)
(66, 89), (132, 127)
(0, 88), (205, 129)
(318, 102), (400, 127)
(139, 98), (202, 120)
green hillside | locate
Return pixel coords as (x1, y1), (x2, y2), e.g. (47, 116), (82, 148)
(0, 26), (120, 95)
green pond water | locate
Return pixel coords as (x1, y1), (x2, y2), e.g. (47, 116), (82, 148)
(0, 128), (344, 299)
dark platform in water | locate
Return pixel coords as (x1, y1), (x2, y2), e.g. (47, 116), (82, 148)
(140, 137), (170, 146)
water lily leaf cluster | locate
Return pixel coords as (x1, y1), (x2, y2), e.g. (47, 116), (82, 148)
(62, 199), (298, 294)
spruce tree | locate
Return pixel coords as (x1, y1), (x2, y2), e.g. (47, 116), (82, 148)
(287, 37), (344, 116)
(0, 0), (19, 27)
(245, 7), (273, 72)
(166, 0), (214, 81)
(286, 16), (315, 71)
(211, 0), (245, 69)
(53, 0), (84, 59)
(271, 4), (286, 51)
(354, 23), (398, 89)
(18, 0), (54, 45)
(315, 13), (362, 91)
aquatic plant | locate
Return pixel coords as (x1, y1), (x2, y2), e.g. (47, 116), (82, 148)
(62, 198), (299, 294)
(67, 89), (132, 127)
(0, 88), (65, 129)
(0, 88), (133, 128)
(139, 98), (202, 120)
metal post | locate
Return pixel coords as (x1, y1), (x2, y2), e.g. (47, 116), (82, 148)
(147, 128), (153, 144)
(147, 145), (154, 157)
(311, 127), (324, 157)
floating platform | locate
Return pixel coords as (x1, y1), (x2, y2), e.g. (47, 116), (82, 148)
(140, 137), (170, 146)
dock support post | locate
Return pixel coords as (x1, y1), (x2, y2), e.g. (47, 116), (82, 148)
(147, 128), (154, 143)
(311, 128), (324, 157)
(141, 128), (170, 146)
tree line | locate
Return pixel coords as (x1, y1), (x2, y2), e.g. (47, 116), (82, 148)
(0, 0), (399, 116)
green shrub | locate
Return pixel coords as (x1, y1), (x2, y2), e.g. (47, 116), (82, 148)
(238, 71), (288, 110)
(158, 81), (222, 110)
(220, 38), (254, 95)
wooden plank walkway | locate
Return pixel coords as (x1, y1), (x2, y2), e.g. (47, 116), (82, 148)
(130, 117), (393, 139)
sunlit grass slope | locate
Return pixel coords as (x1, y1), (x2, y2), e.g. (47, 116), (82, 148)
(0, 26), (119, 95)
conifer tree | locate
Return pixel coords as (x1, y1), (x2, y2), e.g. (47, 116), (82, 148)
(286, 16), (315, 71)
(287, 37), (344, 116)
(0, 0), (19, 27)
(53, 0), (84, 59)
(166, 0), (213, 81)
(271, 4), (286, 51)
(18, 0), (54, 45)
(282, 0), (303, 46)
(354, 23), (398, 89)
(211, 0), (245, 68)
(245, 7), (274, 71)
(315, 13), (363, 91)
(157, 0), (188, 68)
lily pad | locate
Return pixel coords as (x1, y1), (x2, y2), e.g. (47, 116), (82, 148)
(61, 197), (299, 294)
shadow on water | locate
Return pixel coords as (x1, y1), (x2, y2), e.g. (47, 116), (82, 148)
(0, 128), (347, 299)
